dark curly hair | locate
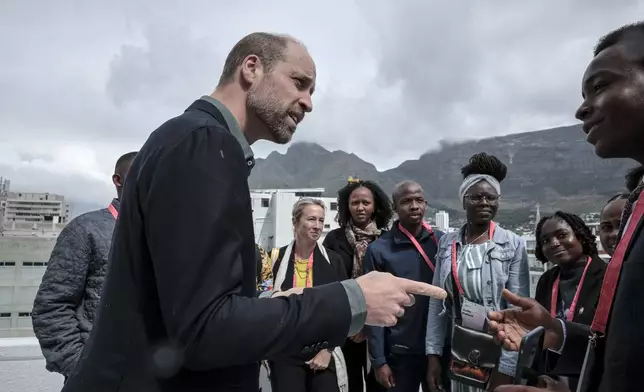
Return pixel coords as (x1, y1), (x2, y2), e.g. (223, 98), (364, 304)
(625, 165), (644, 193)
(335, 180), (393, 229)
(460, 152), (508, 182)
(534, 211), (598, 263)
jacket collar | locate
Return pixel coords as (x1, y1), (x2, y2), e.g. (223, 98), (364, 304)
(587, 254), (607, 277)
(188, 97), (256, 170)
(110, 198), (120, 211)
(392, 220), (431, 245)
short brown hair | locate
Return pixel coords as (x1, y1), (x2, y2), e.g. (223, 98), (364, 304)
(218, 32), (295, 85)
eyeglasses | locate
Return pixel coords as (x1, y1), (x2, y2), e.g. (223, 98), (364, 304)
(465, 194), (500, 203)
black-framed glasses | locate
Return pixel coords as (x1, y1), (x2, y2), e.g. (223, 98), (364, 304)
(464, 194), (500, 203)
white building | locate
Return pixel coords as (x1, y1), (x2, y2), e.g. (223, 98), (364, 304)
(1, 192), (70, 233)
(0, 237), (56, 337)
(0, 188), (68, 337)
(435, 211), (449, 232)
(251, 188), (339, 251)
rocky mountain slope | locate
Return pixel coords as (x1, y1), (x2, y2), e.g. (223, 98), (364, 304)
(249, 125), (636, 225)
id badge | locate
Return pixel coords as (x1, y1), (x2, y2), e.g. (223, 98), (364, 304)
(461, 298), (488, 332)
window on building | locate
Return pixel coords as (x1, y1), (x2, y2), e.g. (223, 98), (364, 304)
(18, 312), (31, 317)
(261, 198), (269, 208)
(0, 313), (10, 318)
(330, 202), (338, 211)
(324, 224), (330, 229)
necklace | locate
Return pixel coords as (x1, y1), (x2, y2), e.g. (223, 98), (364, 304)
(465, 229), (489, 245)
(294, 259), (309, 279)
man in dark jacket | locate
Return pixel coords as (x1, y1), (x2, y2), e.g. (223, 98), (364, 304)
(60, 32), (446, 392)
(31, 151), (137, 379)
(365, 181), (449, 392)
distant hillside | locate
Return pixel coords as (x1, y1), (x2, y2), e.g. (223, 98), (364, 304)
(248, 125), (636, 226)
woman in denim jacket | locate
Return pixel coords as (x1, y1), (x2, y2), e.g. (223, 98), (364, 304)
(425, 153), (530, 392)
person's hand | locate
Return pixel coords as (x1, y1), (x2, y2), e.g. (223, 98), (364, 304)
(375, 364), (395, 388)
(487, 289), (563, 351)
(356, 271), (447, 327)
(426, 355), (444, 392)
(350, 330), (365, 343)
(271, 287), (304, 298)
(494, 375), (570, 391)
(306, 349), (332, 371)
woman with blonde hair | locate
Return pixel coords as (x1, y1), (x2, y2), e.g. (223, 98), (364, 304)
(268, 198), (349, 392)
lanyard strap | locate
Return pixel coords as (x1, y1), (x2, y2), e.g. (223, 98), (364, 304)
(550, 256), (592, 321)
(591, 195), (644, 334)
(108, 203), (118, 219)
(292, 251), (314, 288)
(397, 222), (438, 272)
(451, 222), (496, 296)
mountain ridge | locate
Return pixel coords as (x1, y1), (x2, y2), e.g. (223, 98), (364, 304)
(248, 124), (636, 225)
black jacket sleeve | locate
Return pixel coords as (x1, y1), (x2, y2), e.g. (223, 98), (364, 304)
(551, 321), (591, 376)
(142, 126), (353, 370)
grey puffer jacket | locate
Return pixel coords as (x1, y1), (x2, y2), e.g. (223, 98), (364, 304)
(32, 198), (119, 376)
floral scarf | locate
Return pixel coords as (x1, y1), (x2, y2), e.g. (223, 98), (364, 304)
(345, 220), (382, 279)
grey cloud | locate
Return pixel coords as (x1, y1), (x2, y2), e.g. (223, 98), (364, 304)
(0, 0), (643, 207)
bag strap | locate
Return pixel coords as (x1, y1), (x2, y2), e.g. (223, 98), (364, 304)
(591, 195), (644, 334)
(451, 252), (463, 324)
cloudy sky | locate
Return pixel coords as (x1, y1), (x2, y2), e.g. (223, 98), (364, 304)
(1, 1), (642, 214)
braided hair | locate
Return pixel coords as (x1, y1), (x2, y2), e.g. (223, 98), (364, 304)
(534, 211), (598, 263)
(336, 180), (393, 229)
(460, 152), (508, 182)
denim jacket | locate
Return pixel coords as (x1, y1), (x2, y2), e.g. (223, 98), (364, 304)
(425, 223), (530, 376)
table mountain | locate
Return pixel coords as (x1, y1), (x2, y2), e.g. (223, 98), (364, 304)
(248, 125), (636, 225)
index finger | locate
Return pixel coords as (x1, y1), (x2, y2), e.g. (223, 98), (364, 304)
(396, 278), (447, 300)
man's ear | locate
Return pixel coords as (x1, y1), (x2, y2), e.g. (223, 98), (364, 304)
(240, 54), (263, 85)
(112, 174), (122, 188)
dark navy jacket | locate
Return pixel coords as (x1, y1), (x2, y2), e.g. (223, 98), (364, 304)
(363, 221), (444, 367)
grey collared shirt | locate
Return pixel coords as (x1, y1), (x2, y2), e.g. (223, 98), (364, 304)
(200, 95), (255, 170)
(200, 96), (366, 336)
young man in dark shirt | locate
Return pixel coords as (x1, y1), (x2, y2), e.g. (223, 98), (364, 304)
(489, 21), (644, 392)
(364, 181), (447, 392)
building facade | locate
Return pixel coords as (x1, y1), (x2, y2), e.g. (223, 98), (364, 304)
(0, 237), (55, 337)
(0, 185), (67, 337)
(1, 192), (70, 234)
(251, 188), (339, 251)
(435, 211), (449, 232)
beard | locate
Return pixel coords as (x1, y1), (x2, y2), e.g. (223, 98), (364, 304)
(246, 80), (293, 145)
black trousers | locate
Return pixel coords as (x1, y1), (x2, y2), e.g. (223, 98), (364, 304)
(343, 340), (368, 392)
(269, 361), (338, 392)
(384, 351), (451, 392)
(387, 354), (430, 392)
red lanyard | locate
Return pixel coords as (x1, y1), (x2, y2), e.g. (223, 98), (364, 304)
(398, 222), (439, 272)
(550, 256), (592, 321)
(591, 195), (644, 334)
(451, 222), (496, 296)
(292, 252), (314, 288)
(108, 203), (118, 219)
